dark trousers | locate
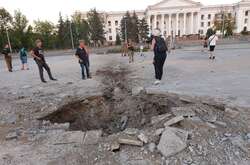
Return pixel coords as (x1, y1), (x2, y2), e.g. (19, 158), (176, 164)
(35, 59), (54, 81)
(80, 62), (90, 79)
(4, 55), (12, 72)
(154, 53), (167, 80)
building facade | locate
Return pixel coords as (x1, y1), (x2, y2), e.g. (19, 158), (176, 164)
(81, 0), (250, 42)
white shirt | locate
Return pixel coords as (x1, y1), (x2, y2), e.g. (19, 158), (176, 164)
(208, 35), (218, 46)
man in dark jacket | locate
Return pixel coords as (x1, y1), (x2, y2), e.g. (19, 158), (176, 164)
(31, 39), (57, 83)
(1, 44), (12, 72)
(75, 40), (91, 80)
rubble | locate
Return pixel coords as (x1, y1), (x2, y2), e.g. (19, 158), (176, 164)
(151, 113), (171, 125)
(171, 106), (196, 117)
(137, 133), (149, 144)
(157, 127), (188, 157)
(83, 130), (102, 145)
(111, 141), (120, 152)
(225, 107), (240, 118)
(148, 143), (156, 152)
(118, 137), (143, 147)
(164, 116), (184, 127)
(5, 131), (18, 140)
(132, 87), (144, 96)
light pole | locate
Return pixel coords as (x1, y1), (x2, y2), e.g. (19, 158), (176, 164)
(69, 20), (75, 50)
(6, 27), (12, 53)
(124, 17), (128, 43)
(0, 20), (12, 52)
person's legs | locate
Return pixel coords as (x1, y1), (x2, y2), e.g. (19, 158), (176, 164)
(35, 60), (46, 82)
(154, 57), (161, 80)
(43, 62), (56, 80)
(4, 55), (12, 72)
(131, 51), (134, 62)
(84, 63), (90, 78)
(158, 54), (167, 80)
(80, 63), (85, 79)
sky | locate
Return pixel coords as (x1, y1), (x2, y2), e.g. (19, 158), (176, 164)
(0, 0), (241, 23)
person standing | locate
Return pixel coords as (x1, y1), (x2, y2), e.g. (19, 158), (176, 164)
(208, 32), (218, 59)
(151, 29), (168, 85)
(1, 44), (12, 72)
(19, 47), (29, 70)
(31, 39), (57, 83)
(127, 39), (135, 63)
(139, 43), (144, 57)
(75, 40), (91, 80)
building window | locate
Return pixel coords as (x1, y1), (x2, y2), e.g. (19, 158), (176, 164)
(115, 28), (119, 33)
(208, 22), (211, 27)
(208, 14), (211, 20)
(200, 30), (204, 34)
(115, 20), (118, 26)
(201, 15), (204, 20)
(201, 22), (204, 27)
(108, 21), (111, 26)
(245, 18), (248, 24)
(109, 28), (112, 33)
(109, 36), (112, 41)
(245, 11), (249, 16)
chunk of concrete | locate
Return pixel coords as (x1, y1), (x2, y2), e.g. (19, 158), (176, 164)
(83, 130), (102, 145)
(53, 131), (85, 145)
(138, 133), (149, 144)
(5, 132), (18, 140)
(118, 137), (143, 147)
(132, 87), (144, 96)
(151, 113), (171, 125)
(111, 141), (120, 152)
(171, 107), (196, 117)
(225, 108), (239, 118)
(157, 127), (188, 157)
(164, 116), (184, 127)
(231, 135), (250, 155)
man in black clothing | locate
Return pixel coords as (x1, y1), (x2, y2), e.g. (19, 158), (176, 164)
(75, 40), (91, 80)
(1, 44), (12, 72)
(31, 39), (57, 83)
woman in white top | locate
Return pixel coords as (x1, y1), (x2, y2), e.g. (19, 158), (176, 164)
(208, 33), (218, 60)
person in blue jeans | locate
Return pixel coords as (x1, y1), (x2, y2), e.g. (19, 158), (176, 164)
(75, 40), (91, 80)
(19, 47), (29, 70)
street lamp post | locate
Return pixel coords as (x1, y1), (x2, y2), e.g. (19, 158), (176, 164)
(69, 21), (75, 50)
(124, 17), (128, 43)
(6, 27), (12, 53)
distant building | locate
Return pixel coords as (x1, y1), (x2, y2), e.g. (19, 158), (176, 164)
(79, 0), (250, 42)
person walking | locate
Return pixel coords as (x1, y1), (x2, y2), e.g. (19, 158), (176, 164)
(1, 44), (12, 72)
(208, 32), (218, 60)
(202, 37), (208, 52)
(127, 39), (135, 63)
(121, 42), (128, 57)
(19, 47), (29, 70)
(151, 29), (168, 85)
(75, 40), (91, 80)
(139, 42), (144, 57)
(31, 39), (57, 83)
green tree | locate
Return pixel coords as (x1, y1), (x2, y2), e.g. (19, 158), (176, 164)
(71, 12), (90, 45)
(115, 34), (121, 45)
(11, 10), (29, 49)
(206, 28), (215, 38)
(120, 11), (140, 43)
(87, 9), (105, 46)
(213, 11), (236, 37)
(34, 20), (56, 49)
(0, 8), (12, 49)
(138, 17), (149, 42)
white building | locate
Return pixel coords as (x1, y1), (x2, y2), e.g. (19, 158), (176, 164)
(80, 0), (250, 42)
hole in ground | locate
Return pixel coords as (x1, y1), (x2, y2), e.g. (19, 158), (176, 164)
(40, 93), (186, 135)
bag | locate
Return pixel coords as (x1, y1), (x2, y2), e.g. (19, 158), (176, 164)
(208, 35), (216, 46)
(155, 37), (167, 53)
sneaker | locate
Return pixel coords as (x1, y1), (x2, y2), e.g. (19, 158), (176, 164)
(50, 78), (57, 81)
(41, 80), (47, 83)
(154, 80), (161, 85)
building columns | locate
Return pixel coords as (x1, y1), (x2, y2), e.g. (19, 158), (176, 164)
(169, 14), (172, 36)
(154, 15), (157, 29)
(183, 13), (186, 35)
(191, 12), (194, 34)
(161, 14), (165, 35)
(176, 13), (179, 36)
(197, 12), (201, 34)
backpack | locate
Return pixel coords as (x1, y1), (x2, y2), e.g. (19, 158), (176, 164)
(155, 37), (167, 53)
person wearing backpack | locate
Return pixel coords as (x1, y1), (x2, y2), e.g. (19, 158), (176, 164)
(19, 47), (29, 70)
(208, 32), (218, 60)
(151, 29), (168, 85)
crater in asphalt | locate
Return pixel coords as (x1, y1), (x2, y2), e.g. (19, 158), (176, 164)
(40, 66), (188, 135)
